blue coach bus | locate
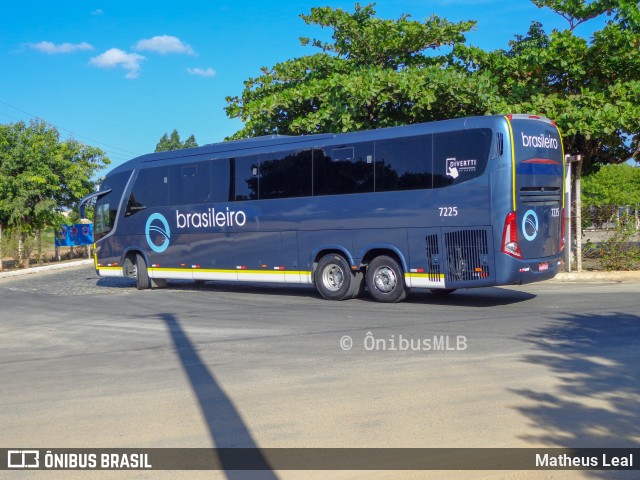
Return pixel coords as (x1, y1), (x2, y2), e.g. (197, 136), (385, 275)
(80, 115), (565, 302)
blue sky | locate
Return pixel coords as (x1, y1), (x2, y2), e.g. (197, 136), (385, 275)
(0, 1), (604, 170)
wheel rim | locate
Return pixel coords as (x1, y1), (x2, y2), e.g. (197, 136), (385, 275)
(322, 264), (344, 291)
(373, 266), (397, 293)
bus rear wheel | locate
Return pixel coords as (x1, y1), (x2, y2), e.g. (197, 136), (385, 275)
(315, 254), (353, 301)
(366, 255), (409, 303)
(135, 253), (150, 290)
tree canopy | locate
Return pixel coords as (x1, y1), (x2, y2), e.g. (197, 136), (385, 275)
(155, 129), (198, 152)
(582, 163), (640, 205)
(457, 0), (640, 173)
(0, 119), (109, 234)
(225, 1), (640, 174)
(225, 3), (481, 136)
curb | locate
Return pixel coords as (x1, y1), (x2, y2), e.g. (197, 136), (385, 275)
(551, 270), (640, 283)
(0, 259), (94, 279)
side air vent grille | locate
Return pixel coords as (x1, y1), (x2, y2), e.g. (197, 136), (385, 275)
(425, 234), (441, 282)
(444, 229), (490, 283)
(494, 132), (504, 158)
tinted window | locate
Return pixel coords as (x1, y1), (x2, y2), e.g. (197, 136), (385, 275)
(169, 161), (211, 205)
(212, 159), (232, 202)
(126, 167), (168, 216)
(234, 156), (259, 201)
(375, 135), (432, 191)
(313, 142), (374, 196)
(433, 128), (492, 188)
(94, 171), (132, 240)
(260, 150), (312, 199)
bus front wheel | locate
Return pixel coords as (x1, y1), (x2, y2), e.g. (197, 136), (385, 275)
(366, 255), (409, 303)
(315, 254), (353, 301)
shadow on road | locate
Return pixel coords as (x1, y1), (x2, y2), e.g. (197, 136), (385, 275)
(97, 276), (536, 308)
(160, 313), (278, 480)
(405, 287), (536, 307)
(514, 312), (640, 478)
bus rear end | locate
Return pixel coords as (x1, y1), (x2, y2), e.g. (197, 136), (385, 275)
(496, 115), (565, 284)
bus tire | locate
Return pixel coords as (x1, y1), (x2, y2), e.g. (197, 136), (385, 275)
(366, 255), (408, 303)
(135, 253), (150, 290)
(315, 254), (353, 301)
(348, 271), (365, 299)
(123, 256), (136, 279)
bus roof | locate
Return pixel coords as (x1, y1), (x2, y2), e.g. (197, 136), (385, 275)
(109, 115), (551, 175)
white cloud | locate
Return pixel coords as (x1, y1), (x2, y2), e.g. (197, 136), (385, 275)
(29, 41), (94, 54)
(134, 35), (195, 55)
(90, 48), (146, 79)
(187, 67), (216, 78)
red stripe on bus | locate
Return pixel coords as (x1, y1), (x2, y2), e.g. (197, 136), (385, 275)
(521, 158), (561, 164)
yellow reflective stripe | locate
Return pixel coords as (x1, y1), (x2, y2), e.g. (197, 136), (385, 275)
(147, 267), (311, 276)
(505, 115), (517, 211)
(148, 267), (235, 273)
(405, 273), (445, 279)
(557, 124), (566, 209)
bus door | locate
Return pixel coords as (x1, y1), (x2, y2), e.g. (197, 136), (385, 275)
(510, 117), (564, 260)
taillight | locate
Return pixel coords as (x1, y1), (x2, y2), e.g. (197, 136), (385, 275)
(502, 211), (523, 258)
(560, 208), (565, 252)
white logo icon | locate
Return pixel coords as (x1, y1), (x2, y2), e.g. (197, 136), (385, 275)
(8, 450), (39, 468)
(522, 210), (539, 241)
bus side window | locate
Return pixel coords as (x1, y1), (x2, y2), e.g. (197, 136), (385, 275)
(126, 167), (168, 216)
(169, 162), (211, 205)
(234, 155), (260, 201)
(375, 135), (433, 192)
(211, 159), (231, 203)
(433, 128), (492, 188)
(313, 142), (374, 196)
(260, 150), (312, 200)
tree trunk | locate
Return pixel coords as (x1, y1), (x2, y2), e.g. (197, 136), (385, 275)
(37, 229), (43, 265)
(0, 224), (3, 272)
(18, 232), (24, 268)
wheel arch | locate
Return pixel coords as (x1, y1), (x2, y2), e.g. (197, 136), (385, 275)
(310, 245), (356, 276)
(121, 247), (148, 266)
(359, 245), (408, 273)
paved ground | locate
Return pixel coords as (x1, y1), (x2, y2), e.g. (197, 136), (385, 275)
(0, 265), (639, 479)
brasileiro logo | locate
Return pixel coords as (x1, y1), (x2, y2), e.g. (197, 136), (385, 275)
(521, 209), (539, 241)
(145, 213), (171, 253)
(521, 131), (559, 150)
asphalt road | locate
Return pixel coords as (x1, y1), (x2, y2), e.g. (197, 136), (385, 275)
(0, 265), (639, 479)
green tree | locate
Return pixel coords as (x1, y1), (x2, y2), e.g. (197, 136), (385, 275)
(0, 119), (109, 265)
(225, 3), (483, 138)
(225, 2), (640, 175)
(582, 163), (640, 205)
(155, 129), (198, 152)
(456, 0), (640, 173)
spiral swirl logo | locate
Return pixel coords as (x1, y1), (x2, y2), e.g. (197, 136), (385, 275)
(521, 209), (539, 242)
(145, 213), (170, 253)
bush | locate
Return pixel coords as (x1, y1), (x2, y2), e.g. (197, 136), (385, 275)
(598, 214), (640, 271)
(0, 228), (34, 268)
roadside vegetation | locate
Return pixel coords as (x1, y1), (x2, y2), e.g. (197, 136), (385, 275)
(0, 120), (109, 268)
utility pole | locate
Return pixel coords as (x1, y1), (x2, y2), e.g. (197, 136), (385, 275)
(564, 154), (583, 272)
